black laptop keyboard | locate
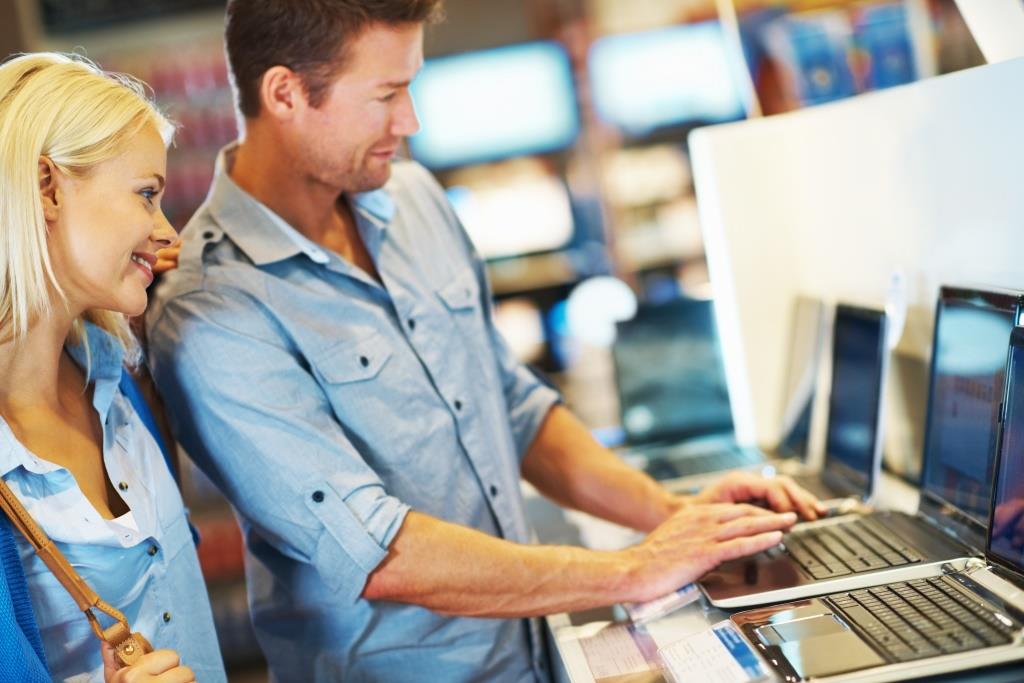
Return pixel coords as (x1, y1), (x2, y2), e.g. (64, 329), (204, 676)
(783, 517), (922, 579)
(643, 445), (759, 480)
(827, 577), (1016, 662)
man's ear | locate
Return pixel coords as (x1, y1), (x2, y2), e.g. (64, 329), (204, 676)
(38, 156), (60, 223)
(260, 66), (305, 121)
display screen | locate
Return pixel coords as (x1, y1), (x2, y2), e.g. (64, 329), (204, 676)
(408, 42), (579, 169)
(588, 22), (746, 137)
(613, 298), (733, 444)
(989, 333), (1024, 576)
(823, 307), (886, 495)
(922, 294), (1020, 524)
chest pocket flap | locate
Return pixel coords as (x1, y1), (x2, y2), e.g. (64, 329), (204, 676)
(438, 273), (477, 312)
(310, 332), (392, 384)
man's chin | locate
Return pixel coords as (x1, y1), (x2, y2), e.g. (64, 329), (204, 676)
(350, 163), (393, 194)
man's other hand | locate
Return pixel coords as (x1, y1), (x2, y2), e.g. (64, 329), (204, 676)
(692, 470), (827, 521)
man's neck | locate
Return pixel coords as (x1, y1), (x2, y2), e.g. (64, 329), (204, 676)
(229, 130), (380, 281)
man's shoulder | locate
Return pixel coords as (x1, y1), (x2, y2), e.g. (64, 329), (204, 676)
(148, 205), (265, 332)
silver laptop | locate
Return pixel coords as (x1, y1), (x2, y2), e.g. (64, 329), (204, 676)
(700, 285), (1024, 608)
(726, 323), (1024, 682)
(781, 303), (889, 505)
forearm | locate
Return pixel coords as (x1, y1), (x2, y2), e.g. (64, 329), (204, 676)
(363, 511), (641, 617)
(521, 405), (685, 532)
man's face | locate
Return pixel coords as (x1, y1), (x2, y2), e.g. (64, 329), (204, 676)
(294, 22), (423, 194)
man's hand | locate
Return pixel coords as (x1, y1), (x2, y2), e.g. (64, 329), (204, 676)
(622, 503), (796, 603)
(153, 238), (183, 275)
(102, 643), (196, 683)
(692, 471), (826, 521)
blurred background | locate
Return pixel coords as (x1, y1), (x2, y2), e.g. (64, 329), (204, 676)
(0, 0), (990, 679)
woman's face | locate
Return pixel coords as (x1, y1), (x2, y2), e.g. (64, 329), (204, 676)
(44, 123), (176, 318)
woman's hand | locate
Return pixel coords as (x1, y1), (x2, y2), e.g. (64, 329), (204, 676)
(102, 643), (196, 683)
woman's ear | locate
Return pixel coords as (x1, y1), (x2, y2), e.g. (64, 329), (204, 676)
(38, 156), (61, 223)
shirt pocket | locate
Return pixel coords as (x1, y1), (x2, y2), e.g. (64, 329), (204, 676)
(309, 332), (392, 385)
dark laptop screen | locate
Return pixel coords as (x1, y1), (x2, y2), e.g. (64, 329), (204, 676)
(613, 298), (733, 444)
(989, 329), (1024, 577)
(823, 306), (886, 496)
(922, 289), (1022, 525)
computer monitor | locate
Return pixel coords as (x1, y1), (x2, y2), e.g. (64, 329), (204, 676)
(989, 325), (1024, 576)
(588, 21), (746, 138)
(921, 286), (1024, 526)
(822, 305), (888, 498)
(408, 41), (579, 170)
(612, 297), (733, 445)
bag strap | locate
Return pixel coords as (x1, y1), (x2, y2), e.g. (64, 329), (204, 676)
(0, 478), (152, 666)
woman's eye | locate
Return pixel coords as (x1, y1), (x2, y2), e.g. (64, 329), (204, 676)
(139, 188), (158, 202)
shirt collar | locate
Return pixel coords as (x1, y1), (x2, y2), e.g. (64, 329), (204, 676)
(206, 143), (397, 267)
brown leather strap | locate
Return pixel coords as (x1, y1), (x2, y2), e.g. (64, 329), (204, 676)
(0, 477), (152, 665)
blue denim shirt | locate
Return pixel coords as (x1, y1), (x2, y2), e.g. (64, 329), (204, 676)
(146, 146), (561, 683)
(0, 324), (225, 683)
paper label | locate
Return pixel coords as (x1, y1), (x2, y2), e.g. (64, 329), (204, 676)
(623, 583), (701, 623)
(579, 623), (661, 681)
(659, 621), (771, 683)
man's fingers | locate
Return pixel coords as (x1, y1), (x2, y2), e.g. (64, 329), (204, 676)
(716, 512), (796, 541)
(765, 485), (795, 515)
(779, 478), (822, 520)
(715, 530), (785, 563)
(713, 502), (776, 522)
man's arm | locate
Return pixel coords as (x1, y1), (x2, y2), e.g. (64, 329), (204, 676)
(364, 504), (793, 614)
(521, 405), (826, 531)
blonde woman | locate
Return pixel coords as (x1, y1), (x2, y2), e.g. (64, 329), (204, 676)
(0, 53), (225, 682)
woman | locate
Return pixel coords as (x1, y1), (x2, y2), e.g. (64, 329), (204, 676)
(0, 52), (226, 682)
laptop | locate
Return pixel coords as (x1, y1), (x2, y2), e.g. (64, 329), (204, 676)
(613, 295), (827, 481)
(700, 285), (1024, 608)
(727, 322), (1024, 682)
(783, 304), (889, 504)
(612, 296), (763, 480)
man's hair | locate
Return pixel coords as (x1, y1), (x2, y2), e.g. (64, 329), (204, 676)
(225, 0), (444, 118)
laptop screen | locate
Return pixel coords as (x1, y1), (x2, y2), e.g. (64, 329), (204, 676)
(613, 298), (733, 444)
(988, 327), (1024, 578)
(822, 306), (887, 496)
(921, 288), (1023, 526)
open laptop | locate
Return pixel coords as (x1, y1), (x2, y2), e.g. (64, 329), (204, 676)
(613, 295), (827, 481)
(700, 285), (1024, 608)
(783, 304), (889, 504)
(727, 323), (1024, 682)
(612, 296), (763, 479)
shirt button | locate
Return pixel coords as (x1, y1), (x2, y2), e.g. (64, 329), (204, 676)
(408, 318), (416, 331)
(162, 612), (172, 623)
(147, 545), (159, 557)
(202, 230), (215, 240)
(490, 485), (499, 497)
(312, 490), (325, 503)
(118, 481), (129, 492)
(454, 400), (463, 411)
(359, 356), (370, 368)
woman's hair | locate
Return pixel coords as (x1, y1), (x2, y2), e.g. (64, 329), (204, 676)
(0, 52), (174, 364)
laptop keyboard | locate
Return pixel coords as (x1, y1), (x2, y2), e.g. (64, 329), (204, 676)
(644, 445), (760, 480)
(782, 517), (922, 579)
(827, 577), (1016, 662)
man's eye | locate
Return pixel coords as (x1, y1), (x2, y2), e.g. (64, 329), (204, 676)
(379, 92), (397, 102)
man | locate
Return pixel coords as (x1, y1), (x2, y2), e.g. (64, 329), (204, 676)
(147, 1), (824, 681)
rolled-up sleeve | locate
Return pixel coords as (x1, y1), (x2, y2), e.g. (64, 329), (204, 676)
(148, 287), (409, 605)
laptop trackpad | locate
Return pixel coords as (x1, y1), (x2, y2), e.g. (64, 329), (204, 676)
(757, 615), (885, 677)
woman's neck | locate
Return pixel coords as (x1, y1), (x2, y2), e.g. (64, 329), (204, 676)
(0, 312), (79, 415)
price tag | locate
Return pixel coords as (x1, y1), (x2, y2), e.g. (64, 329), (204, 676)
(659, 620), (773, 683)
(623, 583), (701, 623)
